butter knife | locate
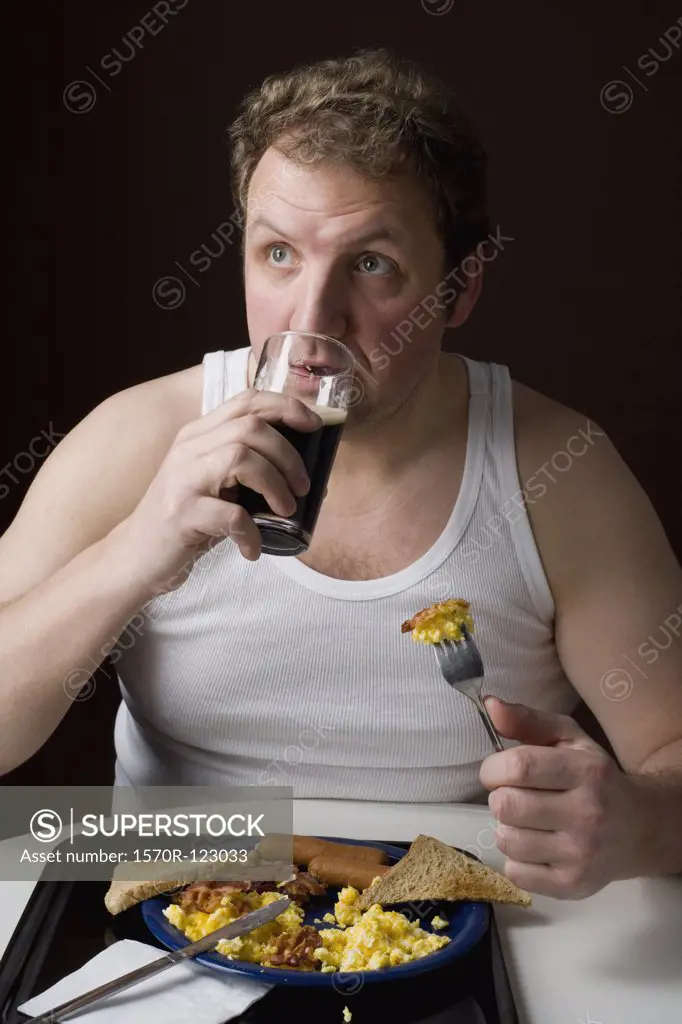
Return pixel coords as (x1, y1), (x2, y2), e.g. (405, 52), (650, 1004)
(31, 895), (292, 1023)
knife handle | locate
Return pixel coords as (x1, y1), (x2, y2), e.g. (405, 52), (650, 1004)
(30, 895), (291, 1021)
(31, 953), (176, 1023)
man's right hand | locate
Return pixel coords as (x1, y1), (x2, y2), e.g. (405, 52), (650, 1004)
(117, 389), (321, 592)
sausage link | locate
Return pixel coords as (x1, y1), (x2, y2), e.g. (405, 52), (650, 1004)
(257, 834), (388, 866)
(307, 856), (390, 890)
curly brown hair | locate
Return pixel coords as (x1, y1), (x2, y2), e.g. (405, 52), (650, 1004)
(226, 48), (490, 287)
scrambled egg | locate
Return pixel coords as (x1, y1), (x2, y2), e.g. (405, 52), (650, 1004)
(431, 915), (449, 930)
(332, 886), (364, 927)
(402, 598), (474, 644)
(163, 890), (304, 964)
(313, 886), (450, 972)
(343, 1009), (352, 1022)
(163, 884), (449, 973)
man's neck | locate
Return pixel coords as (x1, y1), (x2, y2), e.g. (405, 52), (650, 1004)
(332, 352), (466, 481)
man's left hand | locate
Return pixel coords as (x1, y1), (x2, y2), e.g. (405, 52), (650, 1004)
(480, 697), (644, 899)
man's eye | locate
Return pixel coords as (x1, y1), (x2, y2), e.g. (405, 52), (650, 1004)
(267, 243), (294, 266)
(356, 254), (394, 275)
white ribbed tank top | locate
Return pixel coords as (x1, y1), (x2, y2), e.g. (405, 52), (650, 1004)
(113, 348), (577, 801)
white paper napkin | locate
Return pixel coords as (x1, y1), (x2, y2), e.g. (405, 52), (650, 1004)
(19, 938), (272, 1023)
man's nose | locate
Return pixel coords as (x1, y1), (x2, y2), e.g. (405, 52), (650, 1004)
(288, 271), (348, 342)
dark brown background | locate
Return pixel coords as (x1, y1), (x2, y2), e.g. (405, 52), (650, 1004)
(2, 0), (681, 786)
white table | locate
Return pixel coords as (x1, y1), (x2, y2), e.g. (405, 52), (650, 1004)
(2, 801), (681, 1023)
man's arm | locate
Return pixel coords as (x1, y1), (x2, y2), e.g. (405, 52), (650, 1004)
(517, 387), (682, 770)
(0, 369), (200, 774)
(479, 383), (682, 895)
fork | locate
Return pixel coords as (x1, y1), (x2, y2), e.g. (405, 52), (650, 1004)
(432, 624), (504, 752)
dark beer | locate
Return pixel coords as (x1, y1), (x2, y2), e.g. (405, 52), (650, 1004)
(235, 404), (347, 555)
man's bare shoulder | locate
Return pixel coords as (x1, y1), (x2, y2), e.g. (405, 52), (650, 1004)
(52, 361), (206, 523)
(511, 378), (607, 482)
(510, 377), (625, 536)
(46, 361), (206, 498)
(93, 362), (204, 436)
(509, 377), (662, 594)
(0, 363), (206, 604)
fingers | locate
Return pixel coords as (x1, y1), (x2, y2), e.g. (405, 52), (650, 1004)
(151, 498), (262, 585)
(176, 409), (313, 504)
(488, 786), (574, 831)
(494, 824), (567, 864)
(224, 504), (262, 561)
(179, 389), (322, 442)
(197, 445), (299, 519)
(188, 497), (262, 561)
(483, 697), (589, 748)
(206, 418), (311, 498)
(480, 745), (586, 791)
(500, 860), (595, 900)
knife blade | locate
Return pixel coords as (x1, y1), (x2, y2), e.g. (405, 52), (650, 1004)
(32, 895), (292, 1023)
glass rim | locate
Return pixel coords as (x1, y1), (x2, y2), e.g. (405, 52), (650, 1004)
(264, 330), (355, 365)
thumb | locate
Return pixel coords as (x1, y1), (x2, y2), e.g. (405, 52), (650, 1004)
(484, 697), (592, 748)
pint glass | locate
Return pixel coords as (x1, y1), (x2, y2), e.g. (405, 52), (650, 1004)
(235, 331), (356, 556)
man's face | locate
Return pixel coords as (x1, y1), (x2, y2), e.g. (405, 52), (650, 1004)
(242, 146), (461, 423)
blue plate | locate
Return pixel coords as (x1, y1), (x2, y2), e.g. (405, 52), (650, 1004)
(141, 836), (489, 986)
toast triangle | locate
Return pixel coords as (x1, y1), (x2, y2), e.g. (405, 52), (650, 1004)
(104, 878), (184, 915)
(357, 834), (532, 909)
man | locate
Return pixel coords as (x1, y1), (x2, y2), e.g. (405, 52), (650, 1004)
(0, 49), (680, 899)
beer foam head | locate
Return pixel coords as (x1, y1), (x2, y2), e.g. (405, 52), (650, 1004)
(306, 404), (347, 426)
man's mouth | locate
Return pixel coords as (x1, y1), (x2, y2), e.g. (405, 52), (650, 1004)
(290, 362), (340, 377)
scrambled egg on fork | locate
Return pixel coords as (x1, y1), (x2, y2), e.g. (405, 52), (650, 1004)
(401, 598), (474, 644)
(313, 886), (450, 972)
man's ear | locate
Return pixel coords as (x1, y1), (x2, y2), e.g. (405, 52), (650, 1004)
(445, 265), (484, 329)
